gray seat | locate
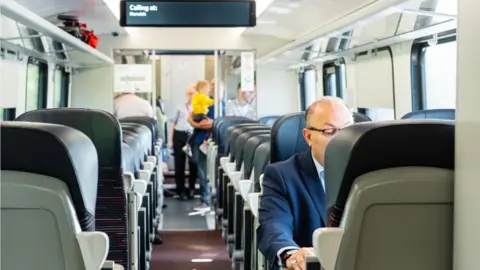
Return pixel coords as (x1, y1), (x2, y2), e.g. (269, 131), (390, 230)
(252, 142), (271, 192)
(322, 119), (454, 270)
(1, 122), (100, 270)
(224, 123), (264, 155)
(401, 109), (455, 120)
(121, 123), (152, 156)
(243, 135), (271, 180)
(234, 130), (271, 171)
(227, 125), (270, 162)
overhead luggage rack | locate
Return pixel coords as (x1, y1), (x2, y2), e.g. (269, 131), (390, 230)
(0, 0), (114, 68)
(256, 0), (457, 69)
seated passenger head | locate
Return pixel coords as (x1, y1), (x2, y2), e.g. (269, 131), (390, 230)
(302, 97), (354, 166)
(196, 80), (210, 95)
(237, 82), (255, 102)
(186, 83), (196, 101)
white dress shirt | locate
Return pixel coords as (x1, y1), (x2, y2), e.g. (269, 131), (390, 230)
(114, 94), (154, 119)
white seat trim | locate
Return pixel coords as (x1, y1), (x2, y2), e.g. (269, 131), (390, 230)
(312, 228), (345, 270)
(76, 231), (109, 270)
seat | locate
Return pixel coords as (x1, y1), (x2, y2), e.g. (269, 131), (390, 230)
(313, 119), (454, 270)
(227, 125), (270, 160)
(258, 115), (280, 126)
(401, 109), (455, 120)
(224, 123), (264, 156)
(243, 135), (271, 180)
(122, 142), (137, 175)
(121, 123), (152, 156)
(234, 130), (271, 171)
(1, 122), (109, 270)
(352, 112), (371, 122)
(16, 108), (130, 269)
(213, 116), (256, 143)
(119, 116), (159, 150)
(270, 112), (309, 163)
(252, 142), (271, 193)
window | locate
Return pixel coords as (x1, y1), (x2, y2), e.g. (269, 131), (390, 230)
(25, 59), (48, 111)
(423, 41), (457, 109)
(323, 59), (346, 98)
(1, 108), (16, 121)
(304, 69), (317, 108)
(53, 68), (69, 108)
(411, 38), (456, 111)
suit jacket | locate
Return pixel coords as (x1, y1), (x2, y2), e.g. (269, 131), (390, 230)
(257, 151), (326, 269)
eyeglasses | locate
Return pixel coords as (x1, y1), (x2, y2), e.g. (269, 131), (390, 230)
(306, 126), (341, 136)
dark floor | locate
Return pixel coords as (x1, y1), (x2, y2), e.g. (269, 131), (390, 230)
(151, 230), (232, 270)
(161, 197), (216, 230)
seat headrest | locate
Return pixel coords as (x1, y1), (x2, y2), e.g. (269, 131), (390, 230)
(234, 130), (271, 171)
(353, 112), (371, 122)
(253, 141), (271, 192)
(216, 118), (258, 150)
(271, 112), (309, 163)
(243, 134), (271, 179)
(324, 120), (454, 226)
(16, 108), (122, 172)
(227, 125), (270, 157)
(401, 109), (455, 120)
(119, 116), (158, 143)
(1, 122), (99, 219)
(259, 115), (280, 126)
(213, 116), (256, 137)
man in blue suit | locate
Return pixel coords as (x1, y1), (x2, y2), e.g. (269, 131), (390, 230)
(257, 97), (354, 270)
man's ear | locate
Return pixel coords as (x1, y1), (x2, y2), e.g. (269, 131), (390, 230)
(302, 128), (311, 147)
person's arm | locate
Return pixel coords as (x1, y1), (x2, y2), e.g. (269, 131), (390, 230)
(257, 165), (299, 267)
(205, 96), (215, 106)
(187, 113), (212, 129)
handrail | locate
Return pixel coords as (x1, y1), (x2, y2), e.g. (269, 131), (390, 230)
(0, 0), (114, 65)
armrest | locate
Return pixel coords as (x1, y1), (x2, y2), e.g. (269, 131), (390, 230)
(238, 180), (252, 201)
(147, 156), (157, 166)
(76, 231), (109, 270)
(133, 179), (147, 197)
(138, 169), (151, 182)
(220, 156), (230, 168)
(101, 260), (124, 270)
(248, 193), (261, 218)
(312, 228), (345, 270)
(225, 163), (237, 175)
(229, 172), (243, 189)
(123, 171), (135, 191)
(142, 161), (155, 174)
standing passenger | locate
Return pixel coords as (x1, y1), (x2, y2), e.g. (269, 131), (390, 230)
(225, 82), (257, 120)
(169, 84), (198, 200)
(113, 91), (154, 118)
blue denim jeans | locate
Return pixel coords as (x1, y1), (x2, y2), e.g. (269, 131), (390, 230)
(191, 142), (211, 206)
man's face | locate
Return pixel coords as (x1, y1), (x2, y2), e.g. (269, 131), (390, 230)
(302, 103), (353, 165)
(186, 85), (196, 101)
(210, 79), (215, 97)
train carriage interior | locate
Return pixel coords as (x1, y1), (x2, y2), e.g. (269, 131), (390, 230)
(1, 0), (479, 269)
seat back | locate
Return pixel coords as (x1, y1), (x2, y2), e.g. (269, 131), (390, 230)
(15, 108), (129, 268)
(122, 130), (144, 174)
(270, 112), (309, 163)
(122, 142), (137, 174)
(243, 134), (271, 179)
(121, 123), (152, 155)
(259, 115), (280, 126)
(223, 123), (261, 154)
(1, 122), (98, 270)
(253, 142), (271, 192)
(213, 116), (255, 140)
(227, 125), (270, 160)
(352, 112), (371, 122)
(323, 120), (454, 270)
(119, 116), (158, 152)
(216, 119), (258, 154)
(234, 130), (271, 171)
(401, 109), (455, 120)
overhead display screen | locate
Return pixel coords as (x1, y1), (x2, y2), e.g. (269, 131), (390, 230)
(120, 0), (256, 27)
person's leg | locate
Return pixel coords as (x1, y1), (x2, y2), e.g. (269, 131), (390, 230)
(191, 142), (211, 210)
(172, 130), (187, 198)
(187, 157), (198, 199)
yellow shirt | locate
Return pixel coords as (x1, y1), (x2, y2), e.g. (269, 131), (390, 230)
(191, 93), (215, 115)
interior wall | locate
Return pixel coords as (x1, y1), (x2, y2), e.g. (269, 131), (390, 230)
(155, 58), (162, 98)
(205, 56), (214, 81)
(0, 57), (27, 112)
(70, 66), (114, 113)
(160, 55), (206, 120)
(256, 65), (299, 117)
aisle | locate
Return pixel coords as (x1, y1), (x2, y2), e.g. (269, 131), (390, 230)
(150, 230), (232, 270)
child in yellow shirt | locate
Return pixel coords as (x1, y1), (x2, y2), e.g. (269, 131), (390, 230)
(183, 80), (214, 155)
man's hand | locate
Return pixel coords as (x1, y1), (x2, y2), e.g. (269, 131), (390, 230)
(285, 248), (311, 270)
